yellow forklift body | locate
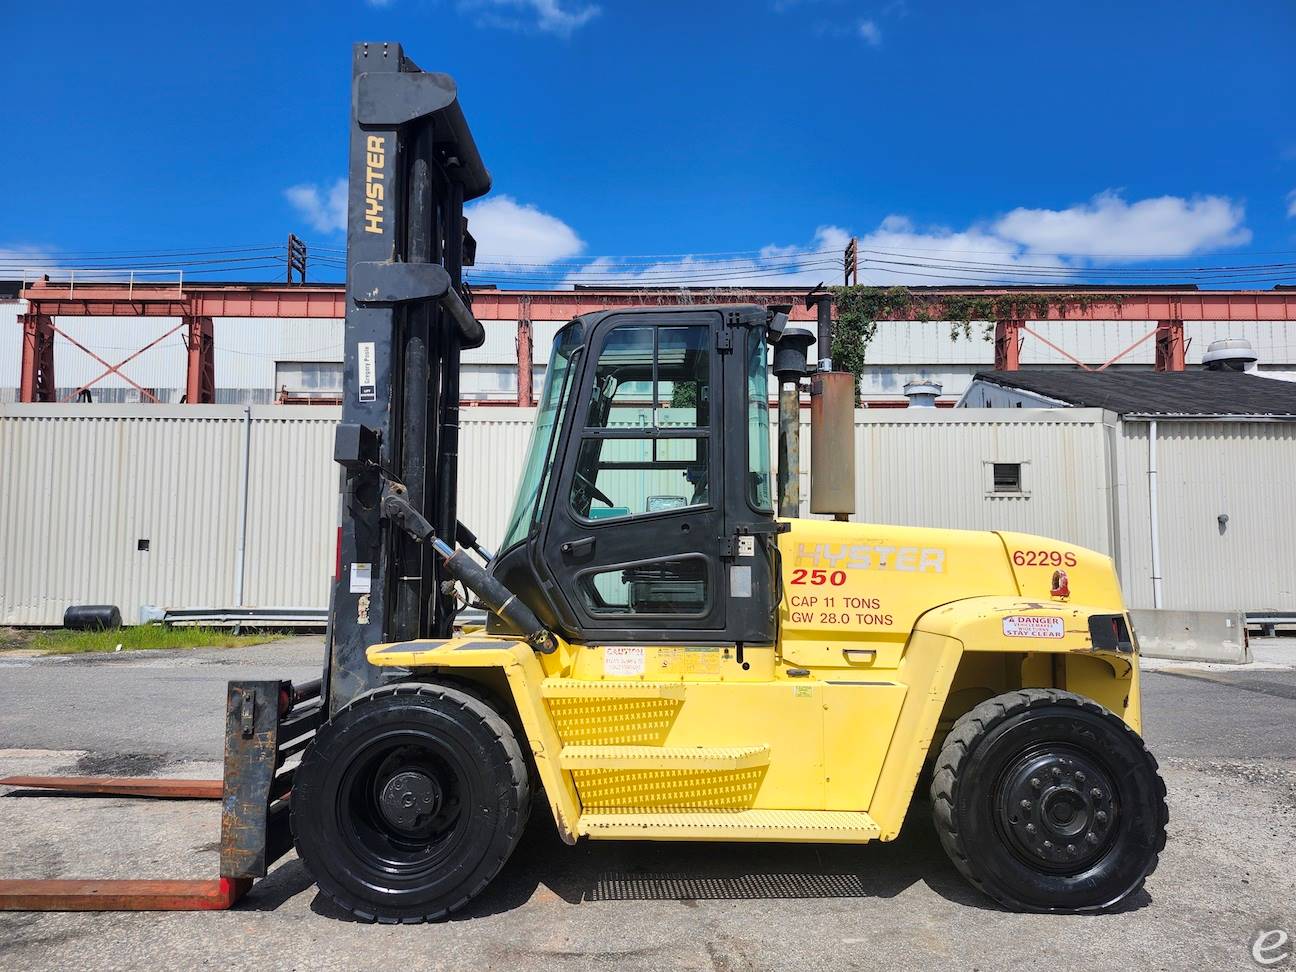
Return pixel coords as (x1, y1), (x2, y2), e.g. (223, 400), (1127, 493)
(367, 518), (1138, 846)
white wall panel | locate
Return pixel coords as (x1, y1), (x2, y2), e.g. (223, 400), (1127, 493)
(6, 402), (1293, 623)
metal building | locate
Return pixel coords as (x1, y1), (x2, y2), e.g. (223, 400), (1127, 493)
(10, 400), (1280, 626)
(961, 368), (1296, 616)
(7, 283), (1296, 407)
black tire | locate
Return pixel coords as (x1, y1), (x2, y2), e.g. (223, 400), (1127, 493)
(291, 681), (530, 923)
(930, 688), (1167, 913)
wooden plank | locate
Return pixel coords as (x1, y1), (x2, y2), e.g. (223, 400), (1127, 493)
(0, 877), (250, 911)
(0, 776), (222, 799)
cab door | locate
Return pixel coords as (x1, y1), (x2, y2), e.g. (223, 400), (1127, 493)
(543, 312), (728, 637)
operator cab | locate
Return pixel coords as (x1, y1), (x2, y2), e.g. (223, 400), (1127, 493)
(489, 304), (787, 646)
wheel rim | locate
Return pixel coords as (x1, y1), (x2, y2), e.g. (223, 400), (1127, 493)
(995, 745), (1119, 874)
(335, 730), (474, 878)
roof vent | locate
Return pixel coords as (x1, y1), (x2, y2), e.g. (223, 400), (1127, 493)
(903, 377), (942, 407)
(1201, 338), (1258, 372)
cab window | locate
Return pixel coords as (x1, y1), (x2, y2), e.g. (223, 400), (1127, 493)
(572, 324), (711, 522)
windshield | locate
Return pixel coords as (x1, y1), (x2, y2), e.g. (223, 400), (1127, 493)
(498, 321), (584, 554)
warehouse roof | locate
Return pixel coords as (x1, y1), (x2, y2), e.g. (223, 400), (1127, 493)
(968, 370), (1296, 416)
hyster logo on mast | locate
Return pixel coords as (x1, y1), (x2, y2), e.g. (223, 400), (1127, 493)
(364, 135), (386, 234)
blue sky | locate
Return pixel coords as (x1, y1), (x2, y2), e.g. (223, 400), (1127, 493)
(2, 0), (1294, 288)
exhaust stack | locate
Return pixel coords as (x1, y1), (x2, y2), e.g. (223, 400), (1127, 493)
(805, 294), (856, 522)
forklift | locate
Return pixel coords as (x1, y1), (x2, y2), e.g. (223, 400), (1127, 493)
(273, 41), (1170, 923)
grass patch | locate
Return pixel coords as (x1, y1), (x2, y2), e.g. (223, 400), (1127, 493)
(15, 625), (278, 655)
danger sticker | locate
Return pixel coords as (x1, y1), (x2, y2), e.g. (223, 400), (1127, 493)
(1003, 615), (1065, 639)
(604, 645), (645, 677)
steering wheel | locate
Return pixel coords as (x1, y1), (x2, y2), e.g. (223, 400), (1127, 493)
(575, 470), (615, 509)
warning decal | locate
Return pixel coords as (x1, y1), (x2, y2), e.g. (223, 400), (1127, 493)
(604, 645), (645, 676)
(358, 341), (377, 403)
(1002, 615), (1065, 639)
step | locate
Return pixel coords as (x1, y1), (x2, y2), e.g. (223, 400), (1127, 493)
(560, 744), (770, 771)
(541, 678), (685, 700)
(576, 809), (880, 842)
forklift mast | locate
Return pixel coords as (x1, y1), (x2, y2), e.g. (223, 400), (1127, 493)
(325, 42), (492, 714)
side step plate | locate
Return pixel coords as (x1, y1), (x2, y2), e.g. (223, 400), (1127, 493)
(560, 745), (770, 771)
(541, 679), (686, 700)
(577, 809), (880, 843)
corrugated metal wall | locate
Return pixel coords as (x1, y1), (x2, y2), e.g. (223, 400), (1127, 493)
(4, 403), (1293, 623)
(1115, 419), (1296, 612)
(0, 405), (243, 624)
(838, 410), (1113, 555)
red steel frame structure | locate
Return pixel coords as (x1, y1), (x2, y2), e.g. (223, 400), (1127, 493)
(19, 281), (1296, 405)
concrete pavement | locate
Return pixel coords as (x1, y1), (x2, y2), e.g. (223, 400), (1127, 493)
(0, 640), (1293, 970)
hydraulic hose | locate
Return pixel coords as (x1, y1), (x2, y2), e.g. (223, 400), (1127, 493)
(431, 537), (556, 653)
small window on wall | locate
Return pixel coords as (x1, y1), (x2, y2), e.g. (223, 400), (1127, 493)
(989, 461), (1026, 496)
(578, 556), (710, 617)
(276, 361), (343, 403)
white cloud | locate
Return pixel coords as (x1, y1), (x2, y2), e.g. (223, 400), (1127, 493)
(994, 190), (1250, 259)
(857, 19), (882, 46)
(548, 191), (1250, 290)
(1287, 189), (1296, 218)
(285, 179), (347, 234)
(460, 0), (600, 36)
(561, 226), (854, 289)
(466, 195), (585, 262)
(0, 244), (58, 275)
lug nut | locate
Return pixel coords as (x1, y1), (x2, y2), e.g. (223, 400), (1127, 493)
(1096, 810), (1108, 823)
(1020, 799), (1032, 810)
(1043, 840), (1053, 849)
(1051, 767), (1062, 779)
(1025, 824), (1037, 834)
(1086, 832), (1099, 844)
(1030, 777), (1042, 789)
(1075, 771), (1086, 783)
(1066, 843), (1076, 854)
(1091, 787), (1103, 800)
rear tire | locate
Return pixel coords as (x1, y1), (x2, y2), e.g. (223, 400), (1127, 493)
(930, 688), (1167, 913)
(291, 682), (530, 923)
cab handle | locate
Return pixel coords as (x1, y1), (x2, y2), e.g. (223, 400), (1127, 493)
(560, 536), (595, 558)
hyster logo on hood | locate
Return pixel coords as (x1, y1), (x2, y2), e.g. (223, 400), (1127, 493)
(793, 543), (945, 574)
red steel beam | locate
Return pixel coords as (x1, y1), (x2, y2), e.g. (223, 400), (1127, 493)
(993, 320), (1022, 370)
(516, 296), (533, 406)
(0, 775), (222, 799)
(185, 316), (216, 403)
(470, 289), (1296, 323)
(1155, 320), (1187, 371)
(0, 877), (250, 911)
(18, 281), (1296, 323)
(19, 313), (56, 401)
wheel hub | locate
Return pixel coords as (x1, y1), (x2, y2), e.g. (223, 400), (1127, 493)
(998, 750), (1117, 873)
(378, 769), (443, 834)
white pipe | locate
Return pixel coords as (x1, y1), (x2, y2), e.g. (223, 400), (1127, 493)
(234, 405), (253, 608)
(1147, 419), (1163, 609)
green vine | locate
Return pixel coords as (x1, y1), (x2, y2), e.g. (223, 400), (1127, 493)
(829, 286), (1128, 403)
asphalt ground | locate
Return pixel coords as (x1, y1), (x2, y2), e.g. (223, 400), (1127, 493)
(0, 638), (1293, 971)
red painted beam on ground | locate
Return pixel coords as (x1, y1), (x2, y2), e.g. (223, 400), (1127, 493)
(0, 877), (250, 911)
(0, 775), (222, 799)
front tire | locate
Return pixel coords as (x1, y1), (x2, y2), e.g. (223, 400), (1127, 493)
(930, 688), (1167, 913)
(291, 682), (530, 923)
